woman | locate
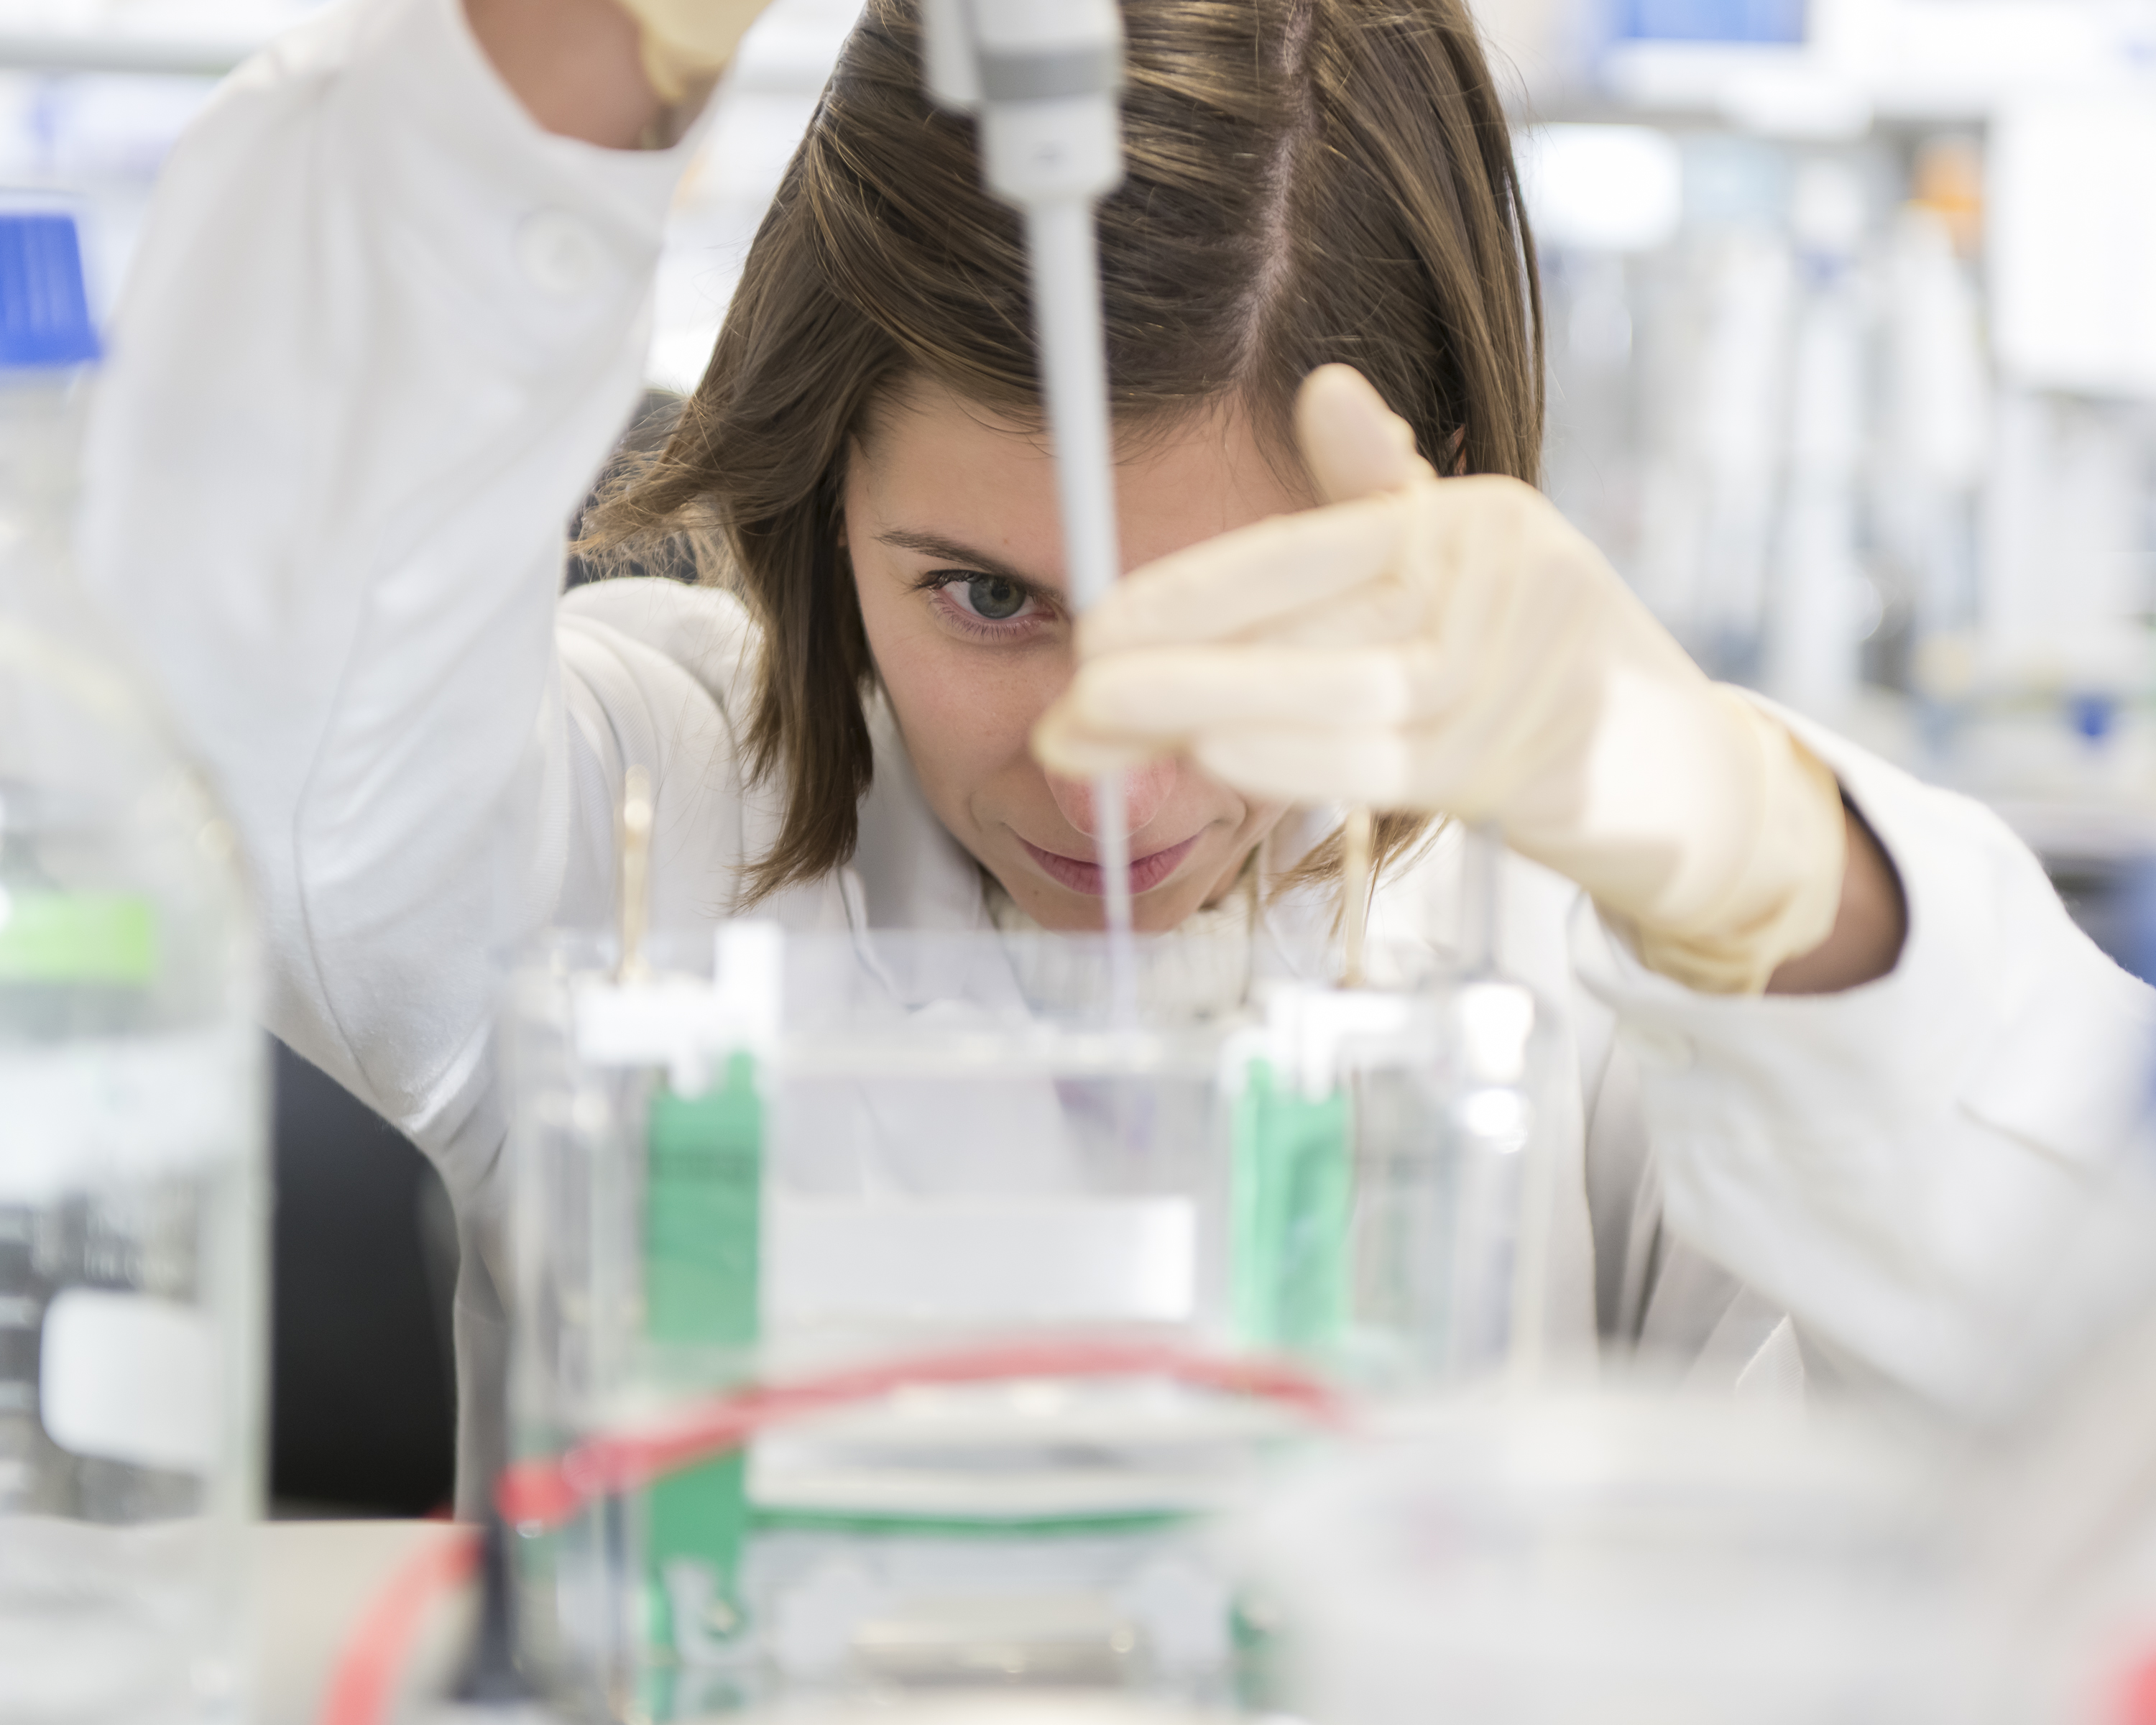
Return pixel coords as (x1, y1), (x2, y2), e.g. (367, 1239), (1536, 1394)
(80, 0), (2152, 1507)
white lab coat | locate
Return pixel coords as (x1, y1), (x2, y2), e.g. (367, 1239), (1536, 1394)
(77, 0), (2156, 1509)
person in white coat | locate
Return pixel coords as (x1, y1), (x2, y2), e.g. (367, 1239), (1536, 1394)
(77, 0), (2156, 1509)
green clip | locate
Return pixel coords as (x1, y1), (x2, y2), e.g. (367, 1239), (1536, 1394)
(645, 1052), (763, 1348)
(1231, 1057), (1351, 1353)
(642, 1050), (763, 1680)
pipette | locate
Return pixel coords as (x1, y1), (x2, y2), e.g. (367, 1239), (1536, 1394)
(922, 0), (1138, 1015)
(1341, 806), (1374, 988)
(617, 763), (653, 983)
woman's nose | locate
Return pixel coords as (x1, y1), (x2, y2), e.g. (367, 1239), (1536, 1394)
(1047, 758), (1179, 842)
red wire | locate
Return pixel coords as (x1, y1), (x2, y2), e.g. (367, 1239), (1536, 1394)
(321, 1338), (1346, 1725)
(317, 1523), (480, 1725)
(496, 1337), (1350, 1530)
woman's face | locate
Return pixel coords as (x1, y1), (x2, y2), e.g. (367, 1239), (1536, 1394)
(846, 378), (1309, 933)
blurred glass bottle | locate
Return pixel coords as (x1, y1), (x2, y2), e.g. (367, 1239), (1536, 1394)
(0, 213), (264, 1725)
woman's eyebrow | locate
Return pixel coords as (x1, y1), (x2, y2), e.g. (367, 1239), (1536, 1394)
(876, 529), (1042, 589)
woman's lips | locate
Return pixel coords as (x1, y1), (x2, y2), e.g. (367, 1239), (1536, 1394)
(1021, 832), (1202, 898)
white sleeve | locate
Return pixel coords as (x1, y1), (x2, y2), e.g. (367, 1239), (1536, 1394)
(75, 0), (709, 1203)
(1573, 714), (2156, 1417)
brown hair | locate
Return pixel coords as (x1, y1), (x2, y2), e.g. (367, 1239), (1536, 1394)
(591, 0), (1542, 906)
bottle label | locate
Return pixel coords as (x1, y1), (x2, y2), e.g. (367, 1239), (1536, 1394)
(0, 892), (156, 984)
(39, 1288), (219, 1473)
(0, 1027), (255, 1202)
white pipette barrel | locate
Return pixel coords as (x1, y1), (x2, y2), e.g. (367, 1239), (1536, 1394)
(923, 0), (1139, 1016)
(1025, 200), (1137, 1008)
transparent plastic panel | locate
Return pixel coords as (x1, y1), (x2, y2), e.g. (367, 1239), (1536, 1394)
(504, 924), (1561, 1721)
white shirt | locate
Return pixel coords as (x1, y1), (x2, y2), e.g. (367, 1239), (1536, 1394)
(76, 0), (2156, 1507)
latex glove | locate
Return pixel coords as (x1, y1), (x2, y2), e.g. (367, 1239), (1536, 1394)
(1034, 366), (1846, 995)
(617, 0), (770, 105)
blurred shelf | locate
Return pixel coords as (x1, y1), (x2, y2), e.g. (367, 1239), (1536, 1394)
(0, 30), (262, 75)
(1989, 798), (2156, 868)
(1538, 4), (2156, 137)
(1597, 41), (1874, 137)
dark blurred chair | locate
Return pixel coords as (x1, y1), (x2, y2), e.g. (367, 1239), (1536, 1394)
(269, 1039), (457, 1516)
(268, 391), (694, 1515)
(563, 390), (689, 590)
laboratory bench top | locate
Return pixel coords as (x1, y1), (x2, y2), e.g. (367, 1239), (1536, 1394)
(255, 1519), (473, 1725)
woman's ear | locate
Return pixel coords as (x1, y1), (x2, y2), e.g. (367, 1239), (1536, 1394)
(1446, 426), (1468, 476)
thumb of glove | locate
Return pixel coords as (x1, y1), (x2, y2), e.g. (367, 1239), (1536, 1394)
(621, 0), (771, 104)
(1294, 364), (1438, 504)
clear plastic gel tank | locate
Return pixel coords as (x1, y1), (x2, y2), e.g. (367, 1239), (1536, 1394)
(504, 914), (1558, 1721)
(0, 215), (264, 1725)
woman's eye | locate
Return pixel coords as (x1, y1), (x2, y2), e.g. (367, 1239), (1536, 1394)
(922, 569), (1050, 637)
(958, 575), (1028, 621)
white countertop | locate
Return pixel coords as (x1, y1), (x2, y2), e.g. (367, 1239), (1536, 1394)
(253, 1520), (474, 1725)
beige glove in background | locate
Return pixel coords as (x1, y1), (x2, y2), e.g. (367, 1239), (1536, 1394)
(1034, 365), (1848, 995)
(617, 0), (770, 104)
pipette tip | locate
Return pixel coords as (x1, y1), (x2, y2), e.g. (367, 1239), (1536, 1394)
(1342, 805), (1375, 989)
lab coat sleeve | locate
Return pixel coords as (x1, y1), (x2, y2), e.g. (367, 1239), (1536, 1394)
(1572, 714), (2156, 1419)
(75, 0), (708, 1205)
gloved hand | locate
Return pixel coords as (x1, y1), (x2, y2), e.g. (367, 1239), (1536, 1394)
(1034, 365), (1848, 995)
(617, 0), (770, 106)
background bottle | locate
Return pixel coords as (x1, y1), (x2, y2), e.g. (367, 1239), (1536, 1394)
(0, 211), (264, 1725)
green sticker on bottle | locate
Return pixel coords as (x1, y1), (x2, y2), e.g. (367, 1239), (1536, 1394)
(0, 893), (156, 984)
